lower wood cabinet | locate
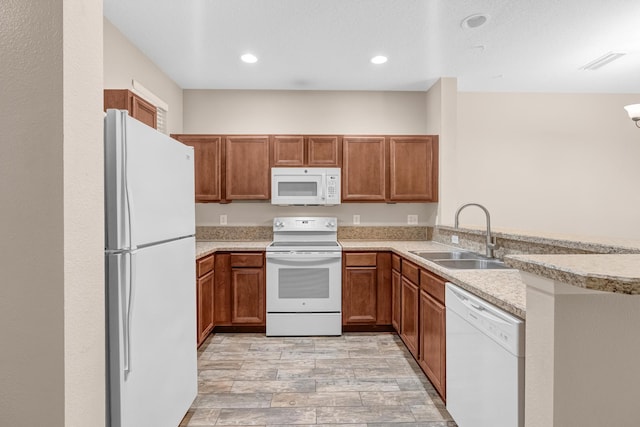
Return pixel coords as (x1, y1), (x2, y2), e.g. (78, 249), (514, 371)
(419, 289), (446, 400)
(342, 252), (392, 327)
(196, 254), (215, 347)
(400, 274), (420, 357)
(230, 253), (265, 325)
(391, 258), (401, 332)
(418, 269), (447, 400)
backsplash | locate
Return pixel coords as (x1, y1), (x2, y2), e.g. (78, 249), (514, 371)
(338, 226), (431, 241)
(196, 226), (272, 241)
(433, 226), (640, 258)
(196, 225), (431, 241)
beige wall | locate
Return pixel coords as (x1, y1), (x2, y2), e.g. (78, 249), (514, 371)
(1, 1), (104, 426)
(104, 18), (183, 134)
(185, 89), (438, 225)
(450, 92), (640, 240)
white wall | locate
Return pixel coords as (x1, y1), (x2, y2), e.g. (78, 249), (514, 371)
(449, 92), (640, 240)
(104, 18), (183, 134)
(0, 1), (104, 425)
(185, 89), (438, 226)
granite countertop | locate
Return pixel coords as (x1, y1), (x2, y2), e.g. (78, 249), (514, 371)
(340, 241), (526, 319)
(505, 254), (640, 295)
(196, 240), (271, 259)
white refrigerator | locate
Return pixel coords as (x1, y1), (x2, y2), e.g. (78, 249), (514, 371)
(104, 109), (197, 427)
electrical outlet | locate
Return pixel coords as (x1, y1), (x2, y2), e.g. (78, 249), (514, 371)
(407, 215), (418, 225)
(353, 214), (360, 225)
(220, 214), (227, 225)
(451, 235), (459, 244)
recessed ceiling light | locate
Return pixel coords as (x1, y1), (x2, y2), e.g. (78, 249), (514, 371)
(371, 55), (388, 65)
(461, 14), (489, 29)
(240, 53), (258, 64)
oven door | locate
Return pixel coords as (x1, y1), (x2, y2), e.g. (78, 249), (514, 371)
(266, 251), (341, 312)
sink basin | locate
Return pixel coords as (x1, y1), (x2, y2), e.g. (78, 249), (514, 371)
(410, 251), (483, 261)
(432, 259), (511, 270)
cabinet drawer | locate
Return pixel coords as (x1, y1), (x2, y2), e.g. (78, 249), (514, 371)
(420, 270), (445, 304)
(402, 260), (419, 284)
(344, 252), (377, 267)
(392, 254), (401, 272)
(197, 254), (214, 277)
(230, 252), (264, 268)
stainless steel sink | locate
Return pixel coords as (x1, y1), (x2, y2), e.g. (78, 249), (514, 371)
(432, 259), (511, 270)
(409, 250), (511, 270)
(410, 251), (483, 261)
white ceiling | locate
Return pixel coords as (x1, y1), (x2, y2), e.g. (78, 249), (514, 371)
(104, 0), (640, 93)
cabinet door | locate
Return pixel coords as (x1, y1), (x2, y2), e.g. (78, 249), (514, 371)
(307, 135), (341, 167)
(420, 289), (446, 400)
(130, 94), (158, 130)
(272, 135), (305, 167)
(225, 136), (270, 200)
(231, 267), (265, 325)
(214, 253), (232, 326)
(400, 277), (419, 357)
(376, 252), (392, 325)
(104, 89), (157, 129)
(172, 135), (223, 202)
(343, 267), (377, 325)
(389, 136), (438, 201)
(342, 136), (387, 201)
(197, 271), (214, 347)
(391, 269), (401, 332)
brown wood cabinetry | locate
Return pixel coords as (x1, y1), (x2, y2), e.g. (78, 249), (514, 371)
(342, 136), (387, 201)
(213, 253), (232, 325)
(400, 260), (420, 357)
(272, 135), (341, 167)
(230, 253), (265, 325)
(196, 254), (215, 347)
(391, 254), (401, 331)
(418, 269), (446, 400)
(104, 89), (157, 129)
(342, 135), (438, 202)
(171, 134), (224, 202)
(225, 136), (271, 200)
(343, 253), (378, 325)
(389, 136), (439, 202)
(342, 252), (392, 327)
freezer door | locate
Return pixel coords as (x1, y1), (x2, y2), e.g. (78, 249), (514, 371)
(106, 237), (197, 427)
(105, 109), (195, 250)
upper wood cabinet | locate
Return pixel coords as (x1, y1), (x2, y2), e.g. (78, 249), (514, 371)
(342, 136), (387, 201)
(225, 136), (270, 200)
(389, 136), (439, 202)
(342, 135), (438, 203)
(104, 89), (157, 129)
(272, 135), (341, 167)
(171, 134), (224, 203)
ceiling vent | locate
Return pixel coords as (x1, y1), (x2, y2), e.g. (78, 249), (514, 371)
(580, 51), (626, 70)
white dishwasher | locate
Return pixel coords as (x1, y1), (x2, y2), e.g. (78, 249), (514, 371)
(445, 283), (524, 427)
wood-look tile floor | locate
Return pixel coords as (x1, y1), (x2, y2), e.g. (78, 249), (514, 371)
(180, 332), (457, 427)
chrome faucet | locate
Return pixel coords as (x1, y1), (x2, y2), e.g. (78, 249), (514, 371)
(454, 203), (497, 258)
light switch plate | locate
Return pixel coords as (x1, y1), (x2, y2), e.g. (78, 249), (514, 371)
(220, 214), (227, 225)
(353, 214), (360, 225)
(407, 215), (418, 225)
(451, 235), (459, 244)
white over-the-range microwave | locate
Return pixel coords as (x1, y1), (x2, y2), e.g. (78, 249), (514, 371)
(271, 167), (341, 205)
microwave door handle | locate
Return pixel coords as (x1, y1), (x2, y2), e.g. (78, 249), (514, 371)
(320, 176), (326, 201)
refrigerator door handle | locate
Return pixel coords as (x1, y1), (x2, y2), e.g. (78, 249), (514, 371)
(121, 112), (137, 251)
(123, 250), (136, 375)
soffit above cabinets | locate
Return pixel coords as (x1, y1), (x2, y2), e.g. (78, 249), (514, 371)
(104, 0), (640, 93)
